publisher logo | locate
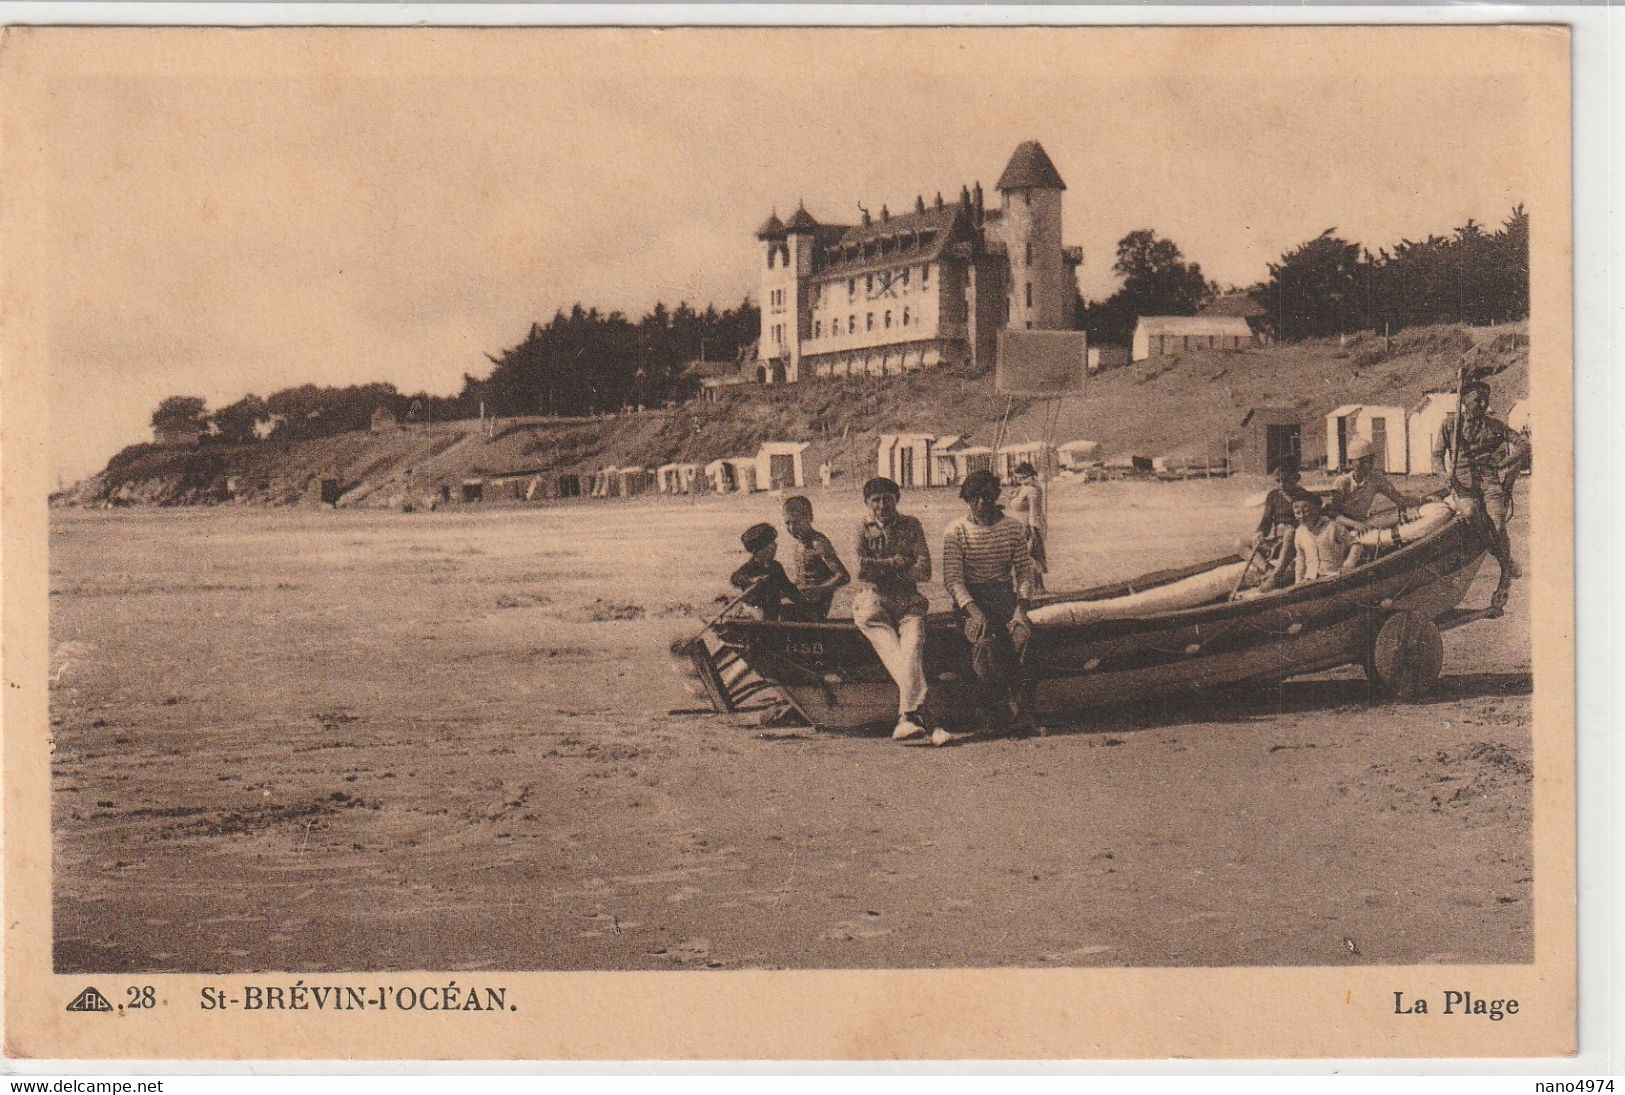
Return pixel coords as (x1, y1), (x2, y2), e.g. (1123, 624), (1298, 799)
(65, 986), (113, 1012)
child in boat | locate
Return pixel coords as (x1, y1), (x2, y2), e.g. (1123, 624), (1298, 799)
(1291, 495), (1362, 583)
(1250, 459), (1319, 591)
(781, 495), (850, 621)
(730, 522), (809, 621)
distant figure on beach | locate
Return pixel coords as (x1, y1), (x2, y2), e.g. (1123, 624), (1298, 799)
(1006, 461), (1048, 591)
(730, 523), (808, 622)
(944, 469), (1041, 738)
(852, 477), (934, 743)
(781, 495), (849, 620)
(819, 461), (833, 490)
(1328, 437), (1423, 526)
(1440, 380), (1530, 616)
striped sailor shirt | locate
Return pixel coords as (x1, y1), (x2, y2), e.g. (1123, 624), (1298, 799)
(942, 512), (1037, 610)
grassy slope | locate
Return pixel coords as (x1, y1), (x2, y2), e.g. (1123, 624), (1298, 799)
(64, 322), (1528, 507)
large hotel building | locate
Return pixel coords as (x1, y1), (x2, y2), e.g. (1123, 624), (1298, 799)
(753, 141), (1083, 384)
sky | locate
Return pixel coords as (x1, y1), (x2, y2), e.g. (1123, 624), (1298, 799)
(7, 26), (1554, 484)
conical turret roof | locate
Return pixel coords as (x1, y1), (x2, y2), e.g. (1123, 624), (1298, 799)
(785, 204), (819, 233)
(755, 211), (786, 240)
(996, 141), (1066, 191)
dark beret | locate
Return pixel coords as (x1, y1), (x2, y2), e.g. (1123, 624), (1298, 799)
(741, 522), (777, 551)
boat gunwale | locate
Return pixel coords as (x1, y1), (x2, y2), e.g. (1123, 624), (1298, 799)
(715, 512), (1484, 643)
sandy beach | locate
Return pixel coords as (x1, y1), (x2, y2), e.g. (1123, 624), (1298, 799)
(48, 477), (1533, 973)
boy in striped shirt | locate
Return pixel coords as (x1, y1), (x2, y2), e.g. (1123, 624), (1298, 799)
(943, 469), (1041, 737)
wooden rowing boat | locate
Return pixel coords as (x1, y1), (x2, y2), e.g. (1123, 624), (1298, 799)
(685, 498), (1495, 731)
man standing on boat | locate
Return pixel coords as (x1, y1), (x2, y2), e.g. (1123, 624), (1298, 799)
(943, 469), (1041, 738)
(1440, 380), (1530, 617)
(853, 476), (934, 742)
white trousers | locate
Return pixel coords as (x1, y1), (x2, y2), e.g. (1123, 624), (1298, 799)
(853, 589), (929, 716)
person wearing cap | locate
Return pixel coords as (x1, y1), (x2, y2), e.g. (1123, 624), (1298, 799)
(781, 495), (849, 620)
(852, 476), (934, 741)
(1438, 380), (1530, 615)
(729, 522), (808, 621)
(943, 468), (1041, 736)
(1006, 461), (1048, 591)
(1329, 436), (1423, 525)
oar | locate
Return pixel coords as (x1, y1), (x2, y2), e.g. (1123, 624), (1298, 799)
(672, 576), (768, 656)
(1229, 540), (1266, 599)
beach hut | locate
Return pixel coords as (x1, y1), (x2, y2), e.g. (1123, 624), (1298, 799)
(657, 462), (701, 494)
(995, 441), (1054, 482)
(306, 476), (342, 506)
(930, 436), (966, 487)
(755, 441), (811, 491)
(592, 466), (620, 498)
(615, 467), (654, 497)
(1056, 440), (1102, 471)
(461, 478), (485, 503)
(727, 457), (759, 493)
(704, 458), (736, 494)
(1407, 393), (1458, 476)
(876, 433), (935, 489)
(1326, 404), (1408, 474)
(1236, 406), (1302, 476)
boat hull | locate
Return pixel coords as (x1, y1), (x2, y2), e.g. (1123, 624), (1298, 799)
(713, 514), (1489, 730)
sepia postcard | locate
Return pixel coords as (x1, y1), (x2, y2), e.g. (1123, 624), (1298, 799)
(1, 23), (1575, 1061)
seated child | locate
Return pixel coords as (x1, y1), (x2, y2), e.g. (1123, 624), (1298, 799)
(782, 495), (850, 620)
(1291, 495), (1362, 583)
(730, 522), (809, 621)
(1252, 459), (1320, 591)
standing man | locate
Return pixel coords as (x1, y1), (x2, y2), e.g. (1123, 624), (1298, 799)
(1329, 437), (1423, 526)
(819, 460), (834, 490)
(852, 477), (934, 742)
(1441, 380), (1530, 616)
(943, 469), (1041, 737)
(1006, 461), (1048, 591)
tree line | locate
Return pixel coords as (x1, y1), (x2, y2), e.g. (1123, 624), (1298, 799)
(1257, 206), (1528, 340)
(149, 298), (761, 443)
(1075, 206), (1529, 345)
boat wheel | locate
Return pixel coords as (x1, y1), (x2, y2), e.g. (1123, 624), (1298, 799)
(1364, 610), (1444, 699)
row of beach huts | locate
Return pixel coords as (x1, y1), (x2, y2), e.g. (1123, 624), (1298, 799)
(362, 388), (1530, 509)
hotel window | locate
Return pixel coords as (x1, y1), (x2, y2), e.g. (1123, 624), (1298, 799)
(884, 311), (892, 329)
(832, 318), (840, 336)
(1025, 241), (1033, 266)
(866, 313), (874, 332)
(902, 306), (910, 326)
(865, 274), (873, 294)
(814, 320), (822, 338)
(900, 268), (910, 287)
(921, 264), (930, 286)
(1025, 282), (1033, 308)
(848, 278), (856, 296)
(849, 314), (856, 333)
